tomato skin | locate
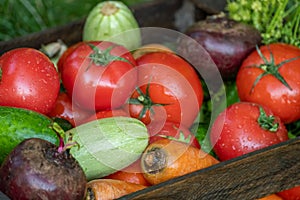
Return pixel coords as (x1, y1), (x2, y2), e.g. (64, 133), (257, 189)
(47, 92), (92, 127)
(80, 108), (129, 125)
(0, 48), (60, 114)
(57, 42), (83, 73)
(104, 158), (151, 186)
(210, 102), (288, 161)
(236, 43), (300, 124)
(59, 41), (137, 111)
(147, 121), (200, 148)
(277, 185), (300, 200)
(129, 52), (203, 128)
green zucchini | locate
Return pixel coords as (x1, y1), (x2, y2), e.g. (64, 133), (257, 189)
(0, 106), (59, 164)
(67, 116), (149, 180)
(82, 1), (141, 50)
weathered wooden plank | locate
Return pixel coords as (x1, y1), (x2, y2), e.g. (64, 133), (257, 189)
(0, 0), (182, 55)
(119, 137), (300, 200)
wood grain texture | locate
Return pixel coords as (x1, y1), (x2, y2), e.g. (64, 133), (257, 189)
(119, 138), (300, 200)
(0, 0), (182, 55)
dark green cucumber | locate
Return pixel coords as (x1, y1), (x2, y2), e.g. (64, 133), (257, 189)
(0, 106), (59, 164)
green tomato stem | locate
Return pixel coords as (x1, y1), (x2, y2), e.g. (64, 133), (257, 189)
(257, 106), (279, 132)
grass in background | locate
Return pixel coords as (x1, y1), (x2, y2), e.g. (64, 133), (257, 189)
(0, 0), (151, 41)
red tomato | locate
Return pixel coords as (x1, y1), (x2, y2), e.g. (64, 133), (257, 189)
(57, 42), (83, 73)
(128, 52), (203, 128)
(47, 92), (92, 127)
(210, 102), (288, 161)
(277, 185), (300, 200)
(0, 48), (60, 114)
(80, 108), (129, 125)
(59, 41), (137, 112)
(104, 158), (151, 186)
(236, 43), (300, 124)
(147, 121), (200, 148)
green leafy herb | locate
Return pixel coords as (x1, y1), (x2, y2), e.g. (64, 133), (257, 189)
(227, 0), (300, 47)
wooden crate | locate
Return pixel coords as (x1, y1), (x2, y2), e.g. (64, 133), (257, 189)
(0, 0), (299, 199)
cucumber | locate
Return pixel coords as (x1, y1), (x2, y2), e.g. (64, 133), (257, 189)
(67, 116), (149, 180)
(0, 106), (59, 164)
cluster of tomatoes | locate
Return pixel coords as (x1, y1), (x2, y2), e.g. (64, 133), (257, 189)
(0, 40), (204, 148)
(53, 41), (204, 147)
(209, 43), (300, 199)
(210, 43), (300, 160)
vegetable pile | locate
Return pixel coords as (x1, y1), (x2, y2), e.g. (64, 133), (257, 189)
(0, 0), (300, 199)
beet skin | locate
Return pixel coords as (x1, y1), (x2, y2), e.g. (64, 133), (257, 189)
(0, 138), (87, 200)
(178, 14), (262, 80)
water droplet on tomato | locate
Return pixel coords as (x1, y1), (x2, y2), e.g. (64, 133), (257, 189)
(41, 79), (47, 84)
(247, 137), (252, 141)
(281, 95), (289, 104)
(291, 99), (297, 104)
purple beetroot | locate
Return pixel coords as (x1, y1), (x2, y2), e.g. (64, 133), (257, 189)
(178, 14), (262, 80)
(0, 138), (87, 200)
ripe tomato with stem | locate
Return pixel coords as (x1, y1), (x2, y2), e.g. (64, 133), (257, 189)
(236, 43), (300, 124)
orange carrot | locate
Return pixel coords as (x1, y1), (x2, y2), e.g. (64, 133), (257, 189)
(140, 138), (219, 185)
(85, 179), (147, 200)
(104, 158), (151, 186)
(258, 194), (283, 200)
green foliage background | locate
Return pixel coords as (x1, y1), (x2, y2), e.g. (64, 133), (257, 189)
(0, 0), (151, 41)
(226, 0), (300, 47)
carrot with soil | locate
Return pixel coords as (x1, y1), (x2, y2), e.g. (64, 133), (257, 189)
(141, 139), (219, 185)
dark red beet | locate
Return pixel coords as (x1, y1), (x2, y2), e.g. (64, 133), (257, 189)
(178, 14), (262, 80)
(0, 138), (87, 200)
